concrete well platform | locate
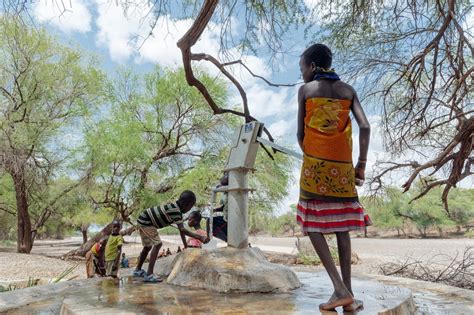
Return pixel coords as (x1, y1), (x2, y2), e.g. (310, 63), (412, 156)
(155, 247), (302, 293)
(0, 271), (415, 314)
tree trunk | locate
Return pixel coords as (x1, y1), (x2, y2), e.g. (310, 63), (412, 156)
(64, 223), (113, 258)
(63, 224), (135, 258)
(81, 224), (89, 244)
(12, 171), (33, 253)
(417, 228), (425, 238)
(81, 229), (88, 244)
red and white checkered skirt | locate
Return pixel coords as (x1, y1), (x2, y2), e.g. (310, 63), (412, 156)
(297, 199), (372, 234)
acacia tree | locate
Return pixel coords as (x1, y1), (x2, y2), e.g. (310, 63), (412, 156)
(0, 17), (104, 253)
(65, 67), (231, 256)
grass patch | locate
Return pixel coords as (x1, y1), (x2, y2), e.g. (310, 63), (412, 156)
(464, 231), (474, 238)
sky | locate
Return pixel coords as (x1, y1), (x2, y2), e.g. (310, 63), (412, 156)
(29, 0), (472, 214)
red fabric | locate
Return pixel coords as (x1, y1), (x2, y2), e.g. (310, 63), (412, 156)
(297, 199), (371, 233)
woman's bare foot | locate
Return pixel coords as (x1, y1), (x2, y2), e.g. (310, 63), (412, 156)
(319, 292), (354, 311)
(343, 299), (363, 312)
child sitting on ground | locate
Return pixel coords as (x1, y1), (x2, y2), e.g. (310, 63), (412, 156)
(85, 237), (107, 278)
(120, 252), (129, 268)
(186, 211), (207, 249)
(104, 220), (124, 278)
(133, 190), (210, 283)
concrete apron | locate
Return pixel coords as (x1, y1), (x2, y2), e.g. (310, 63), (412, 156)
(0, 248), (417, 315)
(0, 273), (415, 314)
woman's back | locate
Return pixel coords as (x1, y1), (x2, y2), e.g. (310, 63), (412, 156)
(301, 79), (354, 101)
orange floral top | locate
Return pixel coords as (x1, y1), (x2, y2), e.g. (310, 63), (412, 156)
(300, 97), (358, 201)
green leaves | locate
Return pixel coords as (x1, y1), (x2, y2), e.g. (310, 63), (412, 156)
(364, 186), (474, 236)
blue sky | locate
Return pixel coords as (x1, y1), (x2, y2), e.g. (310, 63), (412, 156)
(29, 0), (472, 212)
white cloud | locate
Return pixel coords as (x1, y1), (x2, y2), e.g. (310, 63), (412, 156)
(232, 85), (295, 121)
(94, 1), (140, 63)
(33, 0), (92, 33)
(138, 18), (221, 67)
(269, 118), (296, 140)
(94, 1), (222, 65)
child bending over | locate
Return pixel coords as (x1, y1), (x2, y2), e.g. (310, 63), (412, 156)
(133, 190), (210, 283)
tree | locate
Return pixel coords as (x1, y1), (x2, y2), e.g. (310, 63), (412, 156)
(0, 173), (16, 240)
(365, 186), (473, 237)
(447, 189), (474, 231)
(0, 17), (104, 253)
(363, 189), (409, 236)
(65, 65), (294, 256)
(65, 66), (231, 256)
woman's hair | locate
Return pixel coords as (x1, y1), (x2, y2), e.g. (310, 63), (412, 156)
(301, 43), (333, 70)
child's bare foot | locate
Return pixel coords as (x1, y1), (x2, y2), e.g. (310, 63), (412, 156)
(319, 292), (354, 311)
(343, 299), (363, 312)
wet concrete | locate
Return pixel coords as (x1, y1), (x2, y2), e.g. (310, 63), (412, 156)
(1, 272), (414, 314)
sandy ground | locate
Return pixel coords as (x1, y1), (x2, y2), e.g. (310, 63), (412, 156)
(0, 238), (182, 285)
(0, 235), (472, 284)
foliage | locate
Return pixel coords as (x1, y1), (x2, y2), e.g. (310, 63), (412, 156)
(50, 265), (78, 283)
(268, 205), (298, 236)
(365, 186), (474, 237)
(0, 174), (16, 240)
(0, 16), (105, 252)
(0, 10), (296, 250)
(84, 66), (231, 218)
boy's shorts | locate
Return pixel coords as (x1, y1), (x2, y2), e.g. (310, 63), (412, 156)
(105, 260), (118, 277)
(138, 224), (162, 247)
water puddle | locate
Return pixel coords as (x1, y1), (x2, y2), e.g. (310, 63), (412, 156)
(6, 272), (417, 314)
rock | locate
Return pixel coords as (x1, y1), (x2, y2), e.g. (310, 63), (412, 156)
(263, 251), (297, 265)
(161, 247), (301, 293)
(154, 254), (180, 277)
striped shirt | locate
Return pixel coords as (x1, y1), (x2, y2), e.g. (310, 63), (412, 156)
(137, 203), (184, 228)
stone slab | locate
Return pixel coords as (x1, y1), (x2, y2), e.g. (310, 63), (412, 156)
(163, 247), (301, 293)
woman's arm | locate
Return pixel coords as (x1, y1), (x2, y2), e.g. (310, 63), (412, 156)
(297, 85), (306, 151)
(350, 92), (371, 180)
